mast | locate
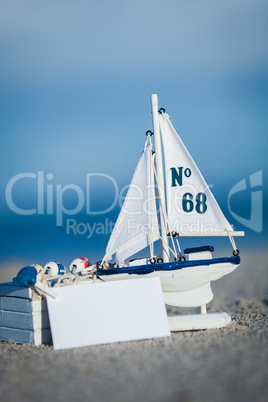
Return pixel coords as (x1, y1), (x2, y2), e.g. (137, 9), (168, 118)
(151, 94), (169, 262)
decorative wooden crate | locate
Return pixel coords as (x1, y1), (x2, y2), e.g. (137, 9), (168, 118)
(0, 282), (52, 345)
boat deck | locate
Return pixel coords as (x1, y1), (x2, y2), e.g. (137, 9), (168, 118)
(97, 255), (240, 277)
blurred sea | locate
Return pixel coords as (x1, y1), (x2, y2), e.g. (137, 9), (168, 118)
(0, 0), (267, 280)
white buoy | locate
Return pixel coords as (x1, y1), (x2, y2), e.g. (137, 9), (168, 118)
(31, 264), (44, 283)
(69, 257), (89, 274)
(44, 261), (65, 276)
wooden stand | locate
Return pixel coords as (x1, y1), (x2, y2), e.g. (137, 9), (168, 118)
(168, 312), (231, 331)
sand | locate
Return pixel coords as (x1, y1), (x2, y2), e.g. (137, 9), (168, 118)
(0, 248), (267, 402)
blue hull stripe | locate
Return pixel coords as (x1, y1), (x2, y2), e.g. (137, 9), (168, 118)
(97, 256), (240, 277)
(184, 245), (214, 254)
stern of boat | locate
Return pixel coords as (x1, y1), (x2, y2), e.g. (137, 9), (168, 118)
(162, 246), (240, 308)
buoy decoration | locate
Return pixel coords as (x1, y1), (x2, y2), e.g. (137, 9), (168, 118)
(44, 261), (66, 276)
(69, 257), (90, 274)
(15, 264), (44, 285)
(14, 257), (91, 286)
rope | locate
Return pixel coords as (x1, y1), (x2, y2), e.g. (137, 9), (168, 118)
(175, 237), (182, 255)
(149, 148), (156, 259)
(229, 236), (236, 251)
(152, 162), (179, 259)
(42, 269), (99, 288)
(228, 234), (237, 251)
(157, 233), (177, 258)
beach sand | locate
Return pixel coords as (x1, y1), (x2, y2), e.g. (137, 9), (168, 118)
(0, 248), (267, 402)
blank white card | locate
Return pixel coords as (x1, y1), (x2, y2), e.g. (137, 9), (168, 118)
(46, 277), (170, 350)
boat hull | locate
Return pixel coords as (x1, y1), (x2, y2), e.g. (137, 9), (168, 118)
(97, 256), (240, 307)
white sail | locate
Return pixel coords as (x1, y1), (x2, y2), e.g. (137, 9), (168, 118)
(105, 144), (160, 264)
(159, 113), (234, 236)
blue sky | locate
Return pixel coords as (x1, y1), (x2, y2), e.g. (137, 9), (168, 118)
(0, 0), (267, 266)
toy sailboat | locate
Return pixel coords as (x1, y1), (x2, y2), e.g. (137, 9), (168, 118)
(95, 94), (244, 325)
(0, 94), (245, 347)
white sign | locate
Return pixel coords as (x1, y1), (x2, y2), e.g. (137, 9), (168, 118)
(47, 277), (170, 350)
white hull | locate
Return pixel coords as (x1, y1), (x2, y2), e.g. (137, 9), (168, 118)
(99, 260), (240, 307)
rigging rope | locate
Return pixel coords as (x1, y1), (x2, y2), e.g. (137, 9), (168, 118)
(228, 234), (239, 255)
(152, 161), (182, 259)
(149, 147), (156, 259)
